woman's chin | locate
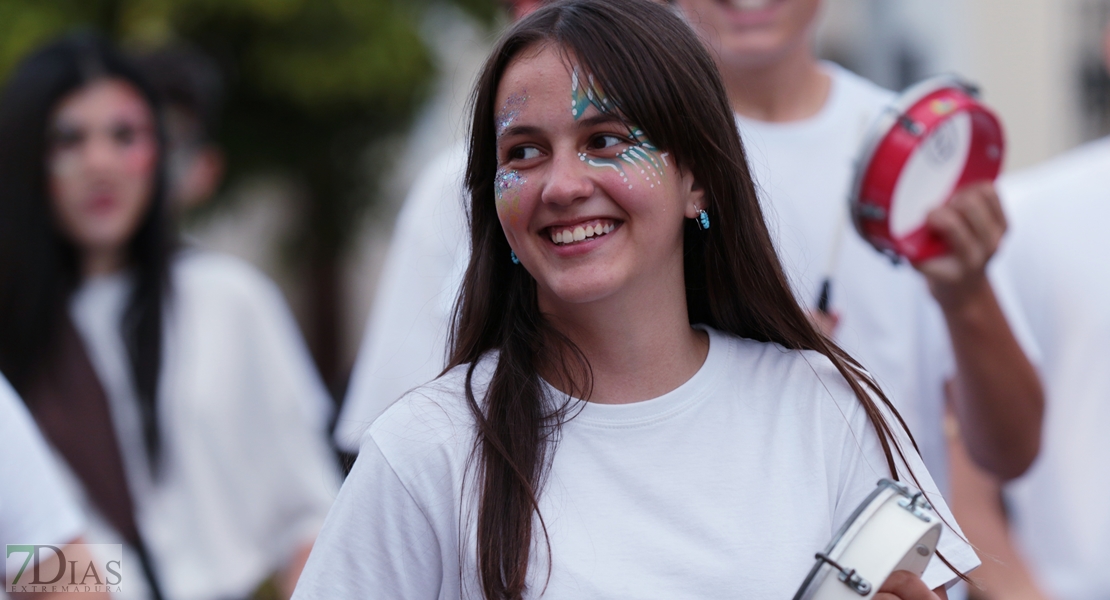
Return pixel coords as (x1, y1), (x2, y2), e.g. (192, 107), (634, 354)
(536, 275), (623, 311)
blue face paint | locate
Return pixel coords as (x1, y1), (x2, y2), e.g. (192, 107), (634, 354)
(570, 68), (671, 188)
(571, 69), (611, 120)
(577, 128), (671, 190)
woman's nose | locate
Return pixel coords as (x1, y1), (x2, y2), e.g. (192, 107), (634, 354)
(540, 147), (594, 206)
(83, 133), (120, 172)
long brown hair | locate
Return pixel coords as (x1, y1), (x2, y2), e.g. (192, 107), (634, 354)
(449, 1), (926, 597)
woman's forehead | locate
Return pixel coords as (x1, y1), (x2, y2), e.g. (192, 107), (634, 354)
(496, 45), (610, 124)
(53, 78), (152, 125)
(498, 46), (570, 101)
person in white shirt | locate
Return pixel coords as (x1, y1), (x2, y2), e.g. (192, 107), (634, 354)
(947, 23), (1110, 600)
(1, 374), (109, 600)
(670, 0), (1043, 489)
(335, 0), (545, 452)
(296, 2), (977, 598)
(0, 33), (339, 600)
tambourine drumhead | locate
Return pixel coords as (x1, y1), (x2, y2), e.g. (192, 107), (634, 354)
(793, 479), (943, 600)
(850, 76), (1005, 262)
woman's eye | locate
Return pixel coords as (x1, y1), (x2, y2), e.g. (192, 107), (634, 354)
(509, 146), (541, 160)
(111, 124), (139, 145)
(589, 134), (625, 151)
(50, 126), (84, 149)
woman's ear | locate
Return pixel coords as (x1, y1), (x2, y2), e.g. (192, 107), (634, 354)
(681, 169), (706, 219)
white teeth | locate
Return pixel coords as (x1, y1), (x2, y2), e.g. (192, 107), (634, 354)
(550, 222), (617, 245)
(730, 0), (773, 9)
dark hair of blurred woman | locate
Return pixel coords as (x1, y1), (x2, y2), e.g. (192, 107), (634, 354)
(0, 31), (173, 466)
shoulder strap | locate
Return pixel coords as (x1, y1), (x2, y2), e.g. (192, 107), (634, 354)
(25, 316), (165, 600)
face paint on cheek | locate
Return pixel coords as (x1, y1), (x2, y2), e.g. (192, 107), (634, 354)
(578, 127), (671, 190)
(495, 167), (526, 227)
(579, 152), (631, 189)
(496, 93), (528, 138)
(620, 129), (669, 189)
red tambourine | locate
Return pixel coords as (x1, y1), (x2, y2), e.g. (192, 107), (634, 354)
(850, 75), (1005, 262)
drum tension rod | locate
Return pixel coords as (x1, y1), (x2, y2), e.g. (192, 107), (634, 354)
(898, 115), (924, 136)
(814, 552), (872, 596)
(898, 491), (935, 523)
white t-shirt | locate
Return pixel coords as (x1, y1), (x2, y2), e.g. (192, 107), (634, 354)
(990, 137), (1110, 600)
(0, 375), (85, 584)
(335, 142), (470, 452)
(65, 250), (341, 600)
(736, 63), (955, 489)
(295, 327), (978, 599)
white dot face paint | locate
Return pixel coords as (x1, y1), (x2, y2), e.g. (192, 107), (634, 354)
(568, 68), (670, 189)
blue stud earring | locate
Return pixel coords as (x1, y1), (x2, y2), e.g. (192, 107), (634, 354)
(511, 250), (520, 264)
(695, 209), (710, 231)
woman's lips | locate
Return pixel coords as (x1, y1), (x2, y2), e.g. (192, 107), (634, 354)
(727, 0), (776, 9)
(85, 193), (119, 216)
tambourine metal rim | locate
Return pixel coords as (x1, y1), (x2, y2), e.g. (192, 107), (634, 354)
(792, 479), (938, 600)
(848, 74), (1003, 262)
(848, 74), (977, 230)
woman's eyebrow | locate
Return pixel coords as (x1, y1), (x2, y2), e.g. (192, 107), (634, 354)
(575, 113), (627, 128)
(498, 124), (543, 139)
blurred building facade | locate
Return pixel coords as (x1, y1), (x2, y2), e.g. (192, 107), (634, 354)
(818, 0), (1110, 171)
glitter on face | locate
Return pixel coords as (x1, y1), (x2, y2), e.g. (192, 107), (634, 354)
(495, 167), (526, 226)
(496, 92), (528, 138)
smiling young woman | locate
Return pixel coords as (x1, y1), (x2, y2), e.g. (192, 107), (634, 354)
(293, 1), (976, 598)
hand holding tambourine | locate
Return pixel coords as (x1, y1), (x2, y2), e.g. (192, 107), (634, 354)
(850, 76), (1006, 297)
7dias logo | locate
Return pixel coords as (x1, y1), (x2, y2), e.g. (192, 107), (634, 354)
(5, 544), (123, 594)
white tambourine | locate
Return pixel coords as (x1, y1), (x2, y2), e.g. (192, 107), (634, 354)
(793, 479), (943, 600)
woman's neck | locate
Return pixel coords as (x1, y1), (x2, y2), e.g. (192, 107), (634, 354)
(81, 247), (126, 279)
(721, 42), (831, 123)
(540, 270), (709, 406)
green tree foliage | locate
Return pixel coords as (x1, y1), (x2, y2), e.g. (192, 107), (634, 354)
(0, 0), (498, 383)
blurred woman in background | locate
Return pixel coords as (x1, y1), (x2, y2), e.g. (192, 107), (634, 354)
(0, 33), (339, 600)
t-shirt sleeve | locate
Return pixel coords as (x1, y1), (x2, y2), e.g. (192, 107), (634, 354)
(0, 377), (85, 559)
(292, 437), (445, 600)
(833, 389), (980, 590)
(988, 179), (1046, 369)
(234, 272), (344, 554)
